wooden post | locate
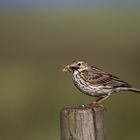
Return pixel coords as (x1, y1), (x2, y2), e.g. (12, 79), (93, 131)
(60, 107), (105, 140)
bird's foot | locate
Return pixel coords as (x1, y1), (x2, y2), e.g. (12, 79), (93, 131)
(79, 102), (103, 109)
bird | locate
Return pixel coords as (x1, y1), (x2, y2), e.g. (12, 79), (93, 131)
(62, 60), (140, 108)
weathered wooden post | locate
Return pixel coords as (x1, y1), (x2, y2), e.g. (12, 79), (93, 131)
(60, 106), (105, 140)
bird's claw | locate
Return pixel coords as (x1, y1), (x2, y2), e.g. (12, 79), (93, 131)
(79, 102), (103, 109)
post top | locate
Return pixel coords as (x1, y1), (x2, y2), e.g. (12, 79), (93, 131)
(61, 106), (105, 114)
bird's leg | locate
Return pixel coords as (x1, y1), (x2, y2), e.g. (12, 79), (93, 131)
(93, 94), (110, 106)
(79, 94), (110, 109)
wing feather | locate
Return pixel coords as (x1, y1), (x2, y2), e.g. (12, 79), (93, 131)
(80, 66), (131, 87)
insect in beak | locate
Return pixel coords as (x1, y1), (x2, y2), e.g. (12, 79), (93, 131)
(62, 65), (72, 72)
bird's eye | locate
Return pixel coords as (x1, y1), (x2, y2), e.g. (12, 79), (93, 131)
(78, 63), (81, 66)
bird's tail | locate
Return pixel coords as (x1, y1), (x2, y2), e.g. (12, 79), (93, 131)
(128, 87), (140, 93)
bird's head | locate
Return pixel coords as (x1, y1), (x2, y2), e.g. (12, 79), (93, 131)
(62, 60), (88, 72)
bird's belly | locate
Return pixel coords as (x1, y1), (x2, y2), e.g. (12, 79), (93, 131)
(73, 75), (113, 97)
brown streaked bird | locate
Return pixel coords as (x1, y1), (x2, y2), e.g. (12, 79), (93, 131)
(62, 60), (140, 108)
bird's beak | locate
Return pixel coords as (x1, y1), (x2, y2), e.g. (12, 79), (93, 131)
(62, 65), (72, 72)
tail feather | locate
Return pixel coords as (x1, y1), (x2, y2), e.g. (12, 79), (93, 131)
(128, 88), (140, 93)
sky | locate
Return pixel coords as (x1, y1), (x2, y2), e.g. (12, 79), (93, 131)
(0, 0), (140, 8)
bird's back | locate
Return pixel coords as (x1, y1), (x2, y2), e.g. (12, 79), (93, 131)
(77, 66), (131, 89)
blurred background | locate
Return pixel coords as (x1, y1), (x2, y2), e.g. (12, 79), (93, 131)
(0, 0), (140, 140)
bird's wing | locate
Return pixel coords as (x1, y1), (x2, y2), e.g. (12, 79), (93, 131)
(80, 66), (131, 87)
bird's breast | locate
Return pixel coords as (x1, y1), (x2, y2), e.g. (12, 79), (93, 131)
(72, 71), (97, 96)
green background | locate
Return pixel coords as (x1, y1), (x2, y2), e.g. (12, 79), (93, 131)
(1, 7), (140, 140)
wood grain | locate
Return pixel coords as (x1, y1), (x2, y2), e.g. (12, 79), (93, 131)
(60, 107), (105, 140)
